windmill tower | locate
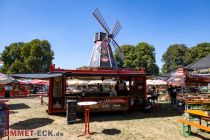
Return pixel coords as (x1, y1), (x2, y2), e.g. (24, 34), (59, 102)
(89, 8), (124, 68)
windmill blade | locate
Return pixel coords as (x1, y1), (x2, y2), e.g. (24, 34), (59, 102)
(111, 39), (124, 60)
(112, 20), (122, 38)
(93, 8), (111, 34)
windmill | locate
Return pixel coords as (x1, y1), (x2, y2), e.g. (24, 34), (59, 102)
(89, 8), (124, 68)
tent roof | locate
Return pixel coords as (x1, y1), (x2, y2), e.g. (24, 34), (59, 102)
(162, 71), (175, 77)
(11, 73), (63, 79)
(186, 55), (210, 70)
(0, 73), (18, 84)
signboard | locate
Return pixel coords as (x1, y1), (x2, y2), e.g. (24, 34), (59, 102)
(53, 77), (62, 97)
(52, 77), (63, 109)
(0, 105), (9, 138)
(193, 68), (210, 74)
(78, 98), (129, 111)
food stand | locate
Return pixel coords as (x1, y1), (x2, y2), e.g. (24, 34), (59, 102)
(47, 65), (147, 114)
(168, 68), (210, 93)
(9, 83), (30, 97)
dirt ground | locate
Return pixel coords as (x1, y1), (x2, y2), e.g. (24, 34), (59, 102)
(1, 97), (210, 140)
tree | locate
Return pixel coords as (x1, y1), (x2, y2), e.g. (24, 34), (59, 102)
(0, 39), (54, 74)
(115, 42), (159, 75)
(161, 44), (192, 74)
(191, 42), (210, 61)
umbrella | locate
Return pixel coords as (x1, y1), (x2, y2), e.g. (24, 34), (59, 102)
(67, 79), (88, 85)
(146, 79), (167, 86)
(17, 79), (31, 84)
(88, 80), (102, 85)
(167, 76), (185, 87)
(30, 79), (49, 85)
(102, 79), (116, 84)
(0, 73), (17, 84)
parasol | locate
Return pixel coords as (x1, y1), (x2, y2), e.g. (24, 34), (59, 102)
(146, 79), (167, 86)
(0, 73), (17, 84)
(67, 79), (88, 85)
(30, 79), (49, 85)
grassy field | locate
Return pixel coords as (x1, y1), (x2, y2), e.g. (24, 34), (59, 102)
(2, 97), (210, 140)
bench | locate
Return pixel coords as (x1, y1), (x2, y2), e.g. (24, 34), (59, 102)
(176, 118), (210, 136)
(202, 117), (210, 127)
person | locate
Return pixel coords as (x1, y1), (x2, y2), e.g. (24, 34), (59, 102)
(32, 86), (38, 94)
(167, 85), (173, 105)
(123, 82), (128, 96)
(97, 84), (103, 92)
(118, 80), (127, 96)
(148, 86), (158, 103)
(114, 81), (120, 96)
(168, 85), (178, 109)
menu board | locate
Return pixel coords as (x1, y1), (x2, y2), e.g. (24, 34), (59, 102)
(52, 77), (63, 109)
(0, 108), (8, 138)
(53, 77), (62, 97)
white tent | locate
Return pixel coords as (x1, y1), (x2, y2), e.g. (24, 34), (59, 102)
(66, 79), (88, 85)
(88, 80), (102, 85)
(88, 79), (116, 85)
(146, 79), (167, 86)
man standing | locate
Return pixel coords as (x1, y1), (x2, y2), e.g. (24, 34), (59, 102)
(168, 85), (177, 109)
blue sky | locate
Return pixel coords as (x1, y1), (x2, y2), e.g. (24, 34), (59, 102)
(1, 0), (210, 70)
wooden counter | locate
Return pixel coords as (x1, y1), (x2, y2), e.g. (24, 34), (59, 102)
(65, 94), (145, 112)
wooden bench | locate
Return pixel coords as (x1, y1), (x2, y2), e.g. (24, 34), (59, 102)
(202, 117), (210, 127)
(176, 118), (210, 136)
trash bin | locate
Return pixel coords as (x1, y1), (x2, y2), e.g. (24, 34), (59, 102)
(66, 100), (77, 124)
(0, 103), (9, 139)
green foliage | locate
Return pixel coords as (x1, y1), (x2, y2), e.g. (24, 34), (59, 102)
(191, 42), (210, 61)
(115, 42), (159, 75)
(161, 44), (192, 74)
(161, 42), (210, 74)
(0, 39), (54, 74)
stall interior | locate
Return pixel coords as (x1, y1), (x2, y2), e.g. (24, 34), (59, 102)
(65, 77), (145, 97)
(50, 75), (146, 113)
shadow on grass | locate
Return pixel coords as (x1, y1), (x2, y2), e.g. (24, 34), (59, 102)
(8, 103), (30, 110)
(79, 102), (185, 122)
(102, 128), (121, 135)
(10, 118), (54, 130)
(9, 110), (18, 114)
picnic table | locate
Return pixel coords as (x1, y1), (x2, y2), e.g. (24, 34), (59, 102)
(177, 109), (210, 136)
(185, 109), (210, 125)
(185, 99), (210, 110)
